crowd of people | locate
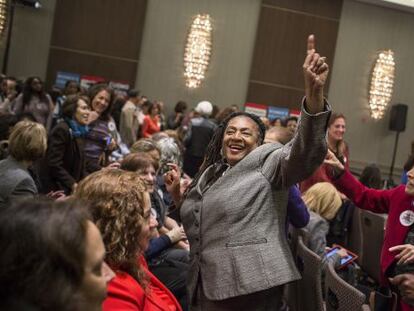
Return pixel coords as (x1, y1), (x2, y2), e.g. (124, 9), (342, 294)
(1, 35), (414, 311)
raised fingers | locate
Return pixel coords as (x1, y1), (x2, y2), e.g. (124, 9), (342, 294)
(307, 34), (315, 55)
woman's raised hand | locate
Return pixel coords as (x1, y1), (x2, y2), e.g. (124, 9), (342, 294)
(303, 34), (329, 114)
(324, 149), (345, 171)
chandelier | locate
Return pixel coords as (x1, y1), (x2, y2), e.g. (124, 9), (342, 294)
(0, 0), (8, 38)
(369, 50), (395, 120)
(184, 14), (212, 88)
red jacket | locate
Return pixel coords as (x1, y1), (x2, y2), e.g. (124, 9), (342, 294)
(141, 115), (160, 138)
(334, 170), (414, 311)
(103, 256), (182, 311)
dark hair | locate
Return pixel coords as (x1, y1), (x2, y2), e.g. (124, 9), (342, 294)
(127, 89), (140, 98)
(174, 101), (187, 113)
(359, 164), (382, 189)
(187, 112), (266, 193)
(0, 114), (18, 141)
(88, 83), (114, 121)
(215, 106), (238, 124)
(404, 155), (414, 172)
(0, 198), (90, 310)
(61, 95), (90, 119)
(121, 152), (154, 172)
(22, 76), (48, 107)
(285, 116), (298, 124)
(148, 101), (160, 115)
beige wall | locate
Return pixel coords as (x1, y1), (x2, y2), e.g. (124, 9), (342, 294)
(136, 0), (261, 114)
(329, 0), (414, 178)
(0, 0), (55, 79)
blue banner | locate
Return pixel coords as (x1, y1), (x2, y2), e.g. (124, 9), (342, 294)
(267, 106), (289, 121)
(55, 71), (81, 89)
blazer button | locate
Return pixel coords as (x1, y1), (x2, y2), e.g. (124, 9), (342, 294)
(194, 221), (199, 227)
(194, 209), (199, 213)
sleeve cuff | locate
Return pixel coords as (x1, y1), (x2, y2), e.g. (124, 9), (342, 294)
(301, 97), (331, 117)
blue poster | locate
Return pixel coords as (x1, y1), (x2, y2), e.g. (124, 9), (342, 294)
(55, 71), (81, 89)
(267, 106), (289, 121)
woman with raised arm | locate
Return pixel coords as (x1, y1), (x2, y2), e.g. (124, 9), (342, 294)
(164, 35), (332, 310)
(325, 149), (414, 311)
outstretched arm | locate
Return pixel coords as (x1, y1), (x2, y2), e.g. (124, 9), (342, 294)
(263, 35), (331, 187)
(325, 149), (391, 214)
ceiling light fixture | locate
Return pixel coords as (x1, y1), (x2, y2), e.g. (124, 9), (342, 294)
(184, 14), (212, 88)
(369, 50), (395, 119)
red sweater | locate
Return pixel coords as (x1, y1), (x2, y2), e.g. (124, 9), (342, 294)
(141, 115), (160, 138)
(103, 256), (182, 311)
(334, 170), (414, 311)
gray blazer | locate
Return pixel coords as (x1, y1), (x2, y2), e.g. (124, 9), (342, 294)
(0, 156), (37, 209)
(181, 103), (331, 301)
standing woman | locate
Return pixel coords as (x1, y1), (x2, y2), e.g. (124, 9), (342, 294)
(45, 95), (92, 194)
(84, 84), (116, 172)
(164, 35), (331, 310)
(13, 76), (54, 131)
(300, 112), (348, 192)
(141, 101), (161, 138)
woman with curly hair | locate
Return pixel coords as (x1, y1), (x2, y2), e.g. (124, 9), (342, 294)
(75, 169), (182, 311)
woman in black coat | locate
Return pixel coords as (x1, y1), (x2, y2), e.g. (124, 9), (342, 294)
(45, 95), (92, 194)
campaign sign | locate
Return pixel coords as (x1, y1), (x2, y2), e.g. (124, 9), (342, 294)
(245, 103), (268, 117)
(55, 71), (80, 89)
(80, 75), (106, 90)
(267, 106), (289, 121)
(109, 81), (130, 97)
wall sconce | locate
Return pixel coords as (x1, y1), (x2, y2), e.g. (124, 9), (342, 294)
(369, 50), (395, 119)
(184, 14), (212, 88)
(0, 0), (8, 38)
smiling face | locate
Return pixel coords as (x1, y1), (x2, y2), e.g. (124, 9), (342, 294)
(137, 165), (156, 193)
(222, 116), (260, 166)
(328, 117), (346, 142)
(406, 167), (414, 196)
(91, 90), (110, 115)
(74, 99), (91, 125)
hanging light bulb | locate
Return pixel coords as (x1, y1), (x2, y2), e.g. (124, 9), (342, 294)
(184, 14), (212, 88)
(369, 50), (395, 120)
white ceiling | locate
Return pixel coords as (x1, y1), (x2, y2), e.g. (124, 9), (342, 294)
(356, 0), (414, 13)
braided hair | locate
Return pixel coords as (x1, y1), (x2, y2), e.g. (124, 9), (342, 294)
(186, 112), (266, 195)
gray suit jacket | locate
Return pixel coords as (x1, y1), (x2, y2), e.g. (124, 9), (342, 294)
(0, 156), (37, 209)
(181, 102), (331, 301)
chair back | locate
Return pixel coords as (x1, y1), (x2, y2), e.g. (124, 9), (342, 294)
(360, 210), (387, 283)
(325, 263), (366, 311)
(288, 236), (324, 311)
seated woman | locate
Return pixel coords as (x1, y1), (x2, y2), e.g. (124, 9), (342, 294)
(302, 182), (349, 269)
(0, 198), (114, 310)
(325, 149), (414, 311)
(75, 169), (182, 311)
(0, 121), (47, 208)
(45, 95), (92, 194)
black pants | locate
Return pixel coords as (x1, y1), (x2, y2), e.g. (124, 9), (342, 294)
(149, 250), (189, 311)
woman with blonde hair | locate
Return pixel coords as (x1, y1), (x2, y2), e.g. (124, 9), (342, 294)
(302, 182), (348, 269)
(0, 121), (47, 208)
(75, 169), (182, 311)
